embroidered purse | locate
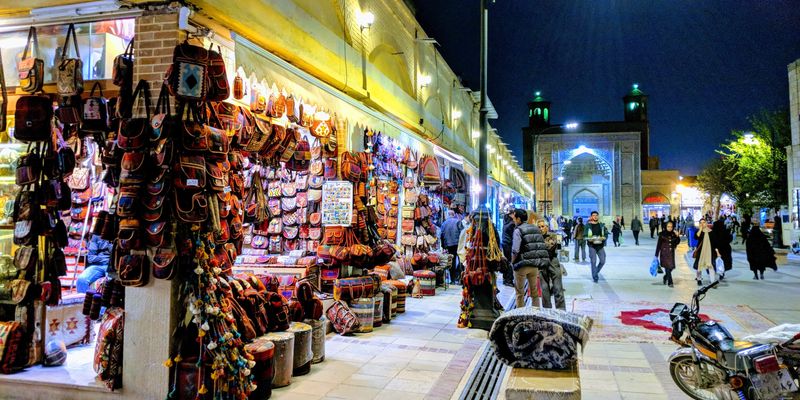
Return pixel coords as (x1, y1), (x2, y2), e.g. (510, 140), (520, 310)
(56, 24), (84, 97)
(251, 235), (268, 249)
(173, 154), (206, 190)
(269, 236), (282, 253)
(18, 27), (44, 93)
(173, 191), (208, 223)
(281, 197), (297, 212)
(117, 218), (141, 250)
(117, 253), (149, 287)
(117, 80), (152, 150)
(267, 198), (281, 217)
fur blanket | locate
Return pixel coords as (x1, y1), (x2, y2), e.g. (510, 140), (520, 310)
(489, 307), (593, 370)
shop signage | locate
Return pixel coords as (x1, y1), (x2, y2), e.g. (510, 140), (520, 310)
(322, 181), (353, 226)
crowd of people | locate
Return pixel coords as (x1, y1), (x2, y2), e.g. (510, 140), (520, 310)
(436, 205), (783, 309)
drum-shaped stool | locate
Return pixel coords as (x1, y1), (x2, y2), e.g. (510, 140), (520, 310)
(287, 322), (313, 376)
(372, 295), (383, 327)
(349, 297), (374, 333)
(262, 331), (295, 388)
(381, 284), (397, 320)
(413, 270), (436, 296)
(244, 338), (275, 399)
(304, 318), (326, 363)
(385, 280), (407, 313)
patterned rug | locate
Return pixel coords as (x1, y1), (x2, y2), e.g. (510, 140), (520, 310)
(571, 299), (775, 344)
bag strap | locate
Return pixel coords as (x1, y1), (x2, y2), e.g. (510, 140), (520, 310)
(124, 37), (135, 58)
(154, 83), (171, 115)
(61, 23), (80, 60)
(131, 79), (152, 120)
(22, 27), (40, 59)
(0, 49), (6, 133)
(89, 81), (103, 98)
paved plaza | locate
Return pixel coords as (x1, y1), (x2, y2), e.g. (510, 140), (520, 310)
(271, 230), (800, 400)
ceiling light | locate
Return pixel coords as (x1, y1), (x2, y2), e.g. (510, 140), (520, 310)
(356, 11), (375, 29)
(452, 110), (462, 119)
(419, 75), (432, 87)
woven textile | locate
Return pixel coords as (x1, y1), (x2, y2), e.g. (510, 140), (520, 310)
(414, 270), (436, 296)
(489, 307), (593, 370)
(350, 298), (374, 333)
(46, 296), (93, 348)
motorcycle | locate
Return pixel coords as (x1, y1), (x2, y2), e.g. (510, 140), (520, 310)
(668, 280), (800, 399)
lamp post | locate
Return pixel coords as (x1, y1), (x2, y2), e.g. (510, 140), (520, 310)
(357, 11), (374, 92)
(542, 160), (570, 217)
(477, 0), (489, 208)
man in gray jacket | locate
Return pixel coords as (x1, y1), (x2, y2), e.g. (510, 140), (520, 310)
(511, 209), (551, 308)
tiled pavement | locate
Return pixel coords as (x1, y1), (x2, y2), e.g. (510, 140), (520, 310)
(272, 230), (800, 399)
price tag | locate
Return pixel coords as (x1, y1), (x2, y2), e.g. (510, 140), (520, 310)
(187, 179), (199, 187)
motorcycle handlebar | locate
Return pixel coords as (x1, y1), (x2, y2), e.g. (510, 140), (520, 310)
(695, 280), (720, 297)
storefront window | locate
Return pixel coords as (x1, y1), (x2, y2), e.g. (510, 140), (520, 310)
(0, 19), (135, 87)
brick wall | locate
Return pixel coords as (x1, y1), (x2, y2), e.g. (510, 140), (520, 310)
(133, 11), (179, 110)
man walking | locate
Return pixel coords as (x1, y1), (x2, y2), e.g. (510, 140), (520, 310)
(573, 217), (587, 262)
(586, 211), (609, 283)
(500, 209), (516, 287)
(511, 209), (550, 308)
(630, 216), (642, 245)
(440, 210), (462, 284)
(649, 216), (659, 238)
(538, 220), (566, 310)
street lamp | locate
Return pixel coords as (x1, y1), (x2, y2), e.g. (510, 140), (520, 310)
(532, 122), (579, 212)
(357, 11), (374, 92)
(542, 160), (571, 217)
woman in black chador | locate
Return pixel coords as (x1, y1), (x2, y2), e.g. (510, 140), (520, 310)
(655, 221), (681, 287)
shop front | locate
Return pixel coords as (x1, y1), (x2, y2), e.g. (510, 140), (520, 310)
(0, 2), (532, 399)
(642, 192), (672, 223)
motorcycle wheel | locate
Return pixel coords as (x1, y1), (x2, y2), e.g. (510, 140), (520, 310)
(669, 354), (735, 400)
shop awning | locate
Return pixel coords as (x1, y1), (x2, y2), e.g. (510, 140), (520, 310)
(642, 192), (670, 204)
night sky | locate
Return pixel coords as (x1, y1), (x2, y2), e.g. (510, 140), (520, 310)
(415, 1), (800, 175)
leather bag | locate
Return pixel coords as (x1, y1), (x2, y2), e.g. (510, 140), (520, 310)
(18, 27), (44, 93)
(57, 24), (84, 97)
(14, 95), (53, 143)
(112, 37), (134, 87)
(326, 300), (360, 335)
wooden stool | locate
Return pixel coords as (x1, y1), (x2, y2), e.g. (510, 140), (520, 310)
(385, 280), (407, 313)
(262, 331), (294, 388)
(349, 297), (374, 333)
(304, 319), (326, 363)
(373, 295), (383, 327)
(287, 322), (313, 376)
(381, 284), (397, 320)
(413, 270), (436, 296)
(244, 338), (275, 399)
(504, 366), (581, 400)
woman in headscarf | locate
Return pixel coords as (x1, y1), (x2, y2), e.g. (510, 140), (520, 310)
(746, 227), (777, 280)
(692, 218), (719, 286)
(711, 218), (733, 280)
(655, 220), (681, 287)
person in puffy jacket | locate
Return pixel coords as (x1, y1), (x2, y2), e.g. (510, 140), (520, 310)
(511, 209), (550, 308)
(501, 211), (516, 287)
(77, 234), (113, 293)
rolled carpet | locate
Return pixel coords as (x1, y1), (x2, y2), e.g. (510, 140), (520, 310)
(489, 307), (593, 370)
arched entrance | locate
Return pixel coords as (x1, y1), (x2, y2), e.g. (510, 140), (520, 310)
(559, 152), (613, 217)
(572, 189), (599, 219)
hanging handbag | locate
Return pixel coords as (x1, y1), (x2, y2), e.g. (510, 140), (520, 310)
(68, 166), (91, 190)
(150, 248), (177, 280)
(117, 80), (152, 150)
(324, 158), (338, 180)
(82, 82), (110, 133)
(173, 154), (207, 191)
(14, 95), (53, 143)
(13, 246), (37, 273)
(341, 152), (361, 182)
(18, 27), (44, 93)
(117, 253), (149, 287)
(117, 218), (142, 250)
(15, 144), (40, 186)
(167, 41), (209, 102)
(57, 24), (84, 97)
(112, 37), (134, 87)
(173, 191), (208, 223)
(420, 155), (442, 185)
(233, 72), (244, 100)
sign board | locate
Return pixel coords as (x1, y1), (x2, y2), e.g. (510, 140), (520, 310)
(321, 181), (353, 226)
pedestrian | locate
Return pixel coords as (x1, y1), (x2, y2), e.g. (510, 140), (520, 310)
(620, 215), (625, 230)
(500, 209), (517, 287)
(630, 216), (642, 245)
(611, 218), (622, 247)
(586, 211), (609, 283)
(740, 214), (751, 245)
(685, 213), (695, 237)
(649, 216), (659, 238)
(661, 216), (668, 233)
(711, 218), (733, 280)
(573, 217), (587, 262)
(440, 210), (462, 284)
(537, 220), (566, 310)
(746, 227), (777, 280)
(655, 221), (681, 287)
(77, 234), (113, 293)
(562, 218), (572, 247)
(773, 214), (784, 248)
(510, 209), (550, 307)
(692, 218), (719, 286)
